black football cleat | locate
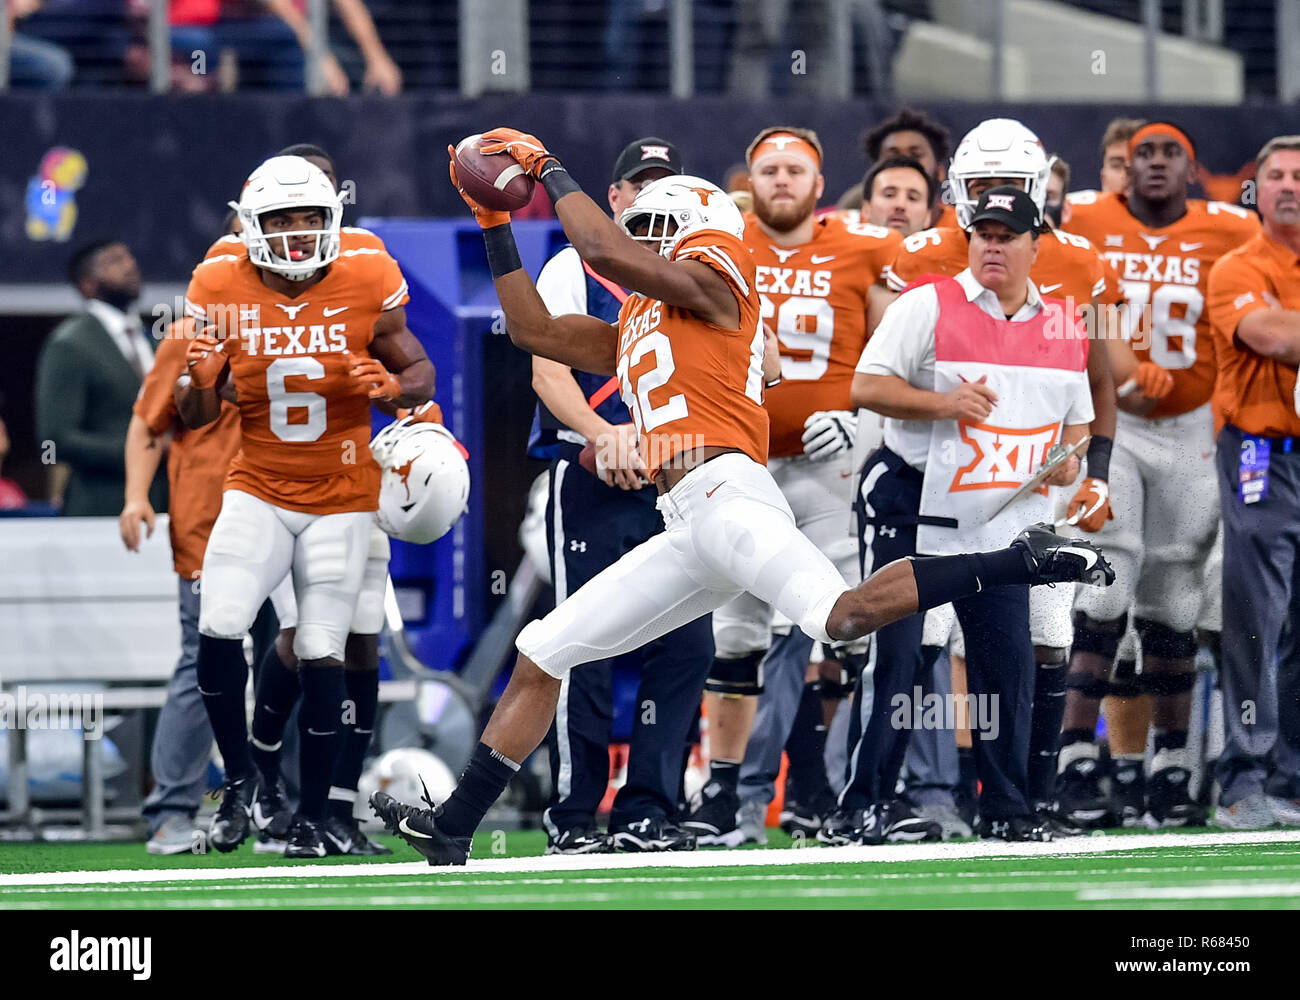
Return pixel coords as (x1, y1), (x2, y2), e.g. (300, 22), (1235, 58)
(780, 789), (838, 837)
(209, 778), (254, 853)
(880, 799), (942, 843)
(1145, 765), (1209, 828)
(818, 804), (882, 846)
(1012, 523), (1116, 588)
(1057, 756), (1117, 829)
(546, 826), (615, 856)
(681, 781), (743, 847)
(252, 776), (294, 841)
(370, 788), (470, 866)
(284, 816), (328, 859)
(323, 814), (393, 856)
(1034, 802), (1086, 838)
(977, 814), (1053, 842)
(1110, 758), (1147, 827)
(611, 816), (697, 852)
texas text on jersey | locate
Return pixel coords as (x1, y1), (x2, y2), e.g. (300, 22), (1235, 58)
(183, 246), (410, 514)
(750, 213), (901, 455)
(1065, 190), (1261, 417)
(616, 227), (766, 478)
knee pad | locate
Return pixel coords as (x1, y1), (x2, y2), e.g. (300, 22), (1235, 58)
(1071, 610), (1128, 660)
(349, 580), (386, 635)
(1134, 617), (1197, 660)
(293, 622), (345, 664)
(705, 650), (764, 696)
(1065, 671), (1110, 700)
(200, 603), (256, 641)
(1107, 658), (1142, 698)
(1140, 669), (1197, 696)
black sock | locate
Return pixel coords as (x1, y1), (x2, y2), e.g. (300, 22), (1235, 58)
(1060, 728), (1094, 748)
(250, 645), (300, 786)
(785, 682), (830, 800)
(1028, 663), (1068, 804)
(197, 635), (252, 782)
(911, 549), (1030, 611)
(709, 759), (741, 795)
(329, 669), (379, 822)
(297, 663), (345, 822)
(956, 745), (978, 804)
(437, 742), (521, 839)
(1153, 728), (1188, 754)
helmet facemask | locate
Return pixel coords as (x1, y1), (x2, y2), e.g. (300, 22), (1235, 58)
(619, 207), (681, 258)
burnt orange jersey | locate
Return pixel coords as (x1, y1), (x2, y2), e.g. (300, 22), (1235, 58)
(1065, 190), (1261, 417)
(202, 226), (387, 261)
(747, 212), (901, 455)
(886, 225), (1125, 316)
(616, 229), (767, 478)
(133, 319), (242, 578)
(183, 247), (410, 514)
(1207, 231), (1300, 438)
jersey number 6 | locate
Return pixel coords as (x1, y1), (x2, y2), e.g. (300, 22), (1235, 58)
(267, 356), (328, 442)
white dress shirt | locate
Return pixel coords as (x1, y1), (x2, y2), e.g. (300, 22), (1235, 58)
(85, 298), (154, 379)
(856, 268), (1091, 470)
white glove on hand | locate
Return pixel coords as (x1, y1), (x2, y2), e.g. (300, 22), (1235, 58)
(801, 410), (857, 462)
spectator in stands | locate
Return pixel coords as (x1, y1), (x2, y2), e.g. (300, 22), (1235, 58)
(8, 0), (75, 90)
(0, 396), (30, 511)
(34, 240), (166, 517)
(1098, 117), (1145, 194)
(168, 0), (401, 95)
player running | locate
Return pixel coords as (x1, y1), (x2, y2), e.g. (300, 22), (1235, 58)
(1059, 122), (1260, 828)
(369, 126), (1114, 865)
(176, 155), (435, 855)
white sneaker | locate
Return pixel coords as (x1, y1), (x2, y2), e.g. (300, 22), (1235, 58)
(146, 815), (202, 855)
(1213, 793), (1275, 830)
(1267, 795), (1300, 826)
(254, 834), (288, 854)
(738, 798), (768, 845)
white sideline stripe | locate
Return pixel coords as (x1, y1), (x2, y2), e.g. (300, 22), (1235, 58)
(1079, 882), (1300, 901)
(2, 830), (1299, 889)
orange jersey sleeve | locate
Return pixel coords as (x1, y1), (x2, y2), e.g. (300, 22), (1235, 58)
(884, 226), (968, 292)
(616, 228), (768, 477)
(1066, 193), (1261, 417)
(747, 214), (898, 455)
(1207, 233), (1300, 438)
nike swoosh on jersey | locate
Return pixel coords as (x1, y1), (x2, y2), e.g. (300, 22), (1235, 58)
(706, 482), (726, 498)
(1180, 242), (1203, 251)
(399, 817), (433, 839)
(810, 254), (836, 264)
(1039, 282), (1063, 294)
(323, 305), (349, 316)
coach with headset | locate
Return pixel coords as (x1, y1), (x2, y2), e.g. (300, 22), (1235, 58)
(846, 186), (1098, 843)
(527, 137), (714, 854)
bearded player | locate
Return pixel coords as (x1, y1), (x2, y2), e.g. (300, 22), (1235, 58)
(868, 118), (1123, 835)
(1061, 122), (1259, 827)
(176, 155), (435, 854)
(680, 126), (906, 847)
(367, 126), (1113, 865)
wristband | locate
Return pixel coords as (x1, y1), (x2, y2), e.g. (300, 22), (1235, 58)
(765, 376), (783, 388)
(1086, 434), (1113, 483)
(483, 224), (522, 279)
(539, 162), (581, 202)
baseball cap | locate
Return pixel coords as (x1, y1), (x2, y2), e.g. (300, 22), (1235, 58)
(612, 138), (683, 183)
(968, 185), (1041, 234)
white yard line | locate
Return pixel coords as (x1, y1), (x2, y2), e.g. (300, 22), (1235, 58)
(2, 829), (1298, 890)
(1078, 882), (1300, 901)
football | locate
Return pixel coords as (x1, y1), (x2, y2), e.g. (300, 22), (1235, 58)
(453, 133), (536, 212)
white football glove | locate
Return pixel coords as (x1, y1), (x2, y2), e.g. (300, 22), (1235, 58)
(801, 410), (857, 462)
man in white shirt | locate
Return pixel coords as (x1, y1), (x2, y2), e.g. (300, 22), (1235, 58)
(35, 240), (165, 516)
(842, 187), (1099, 843)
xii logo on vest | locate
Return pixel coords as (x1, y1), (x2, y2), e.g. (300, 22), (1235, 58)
(949, 422), (1060, 493)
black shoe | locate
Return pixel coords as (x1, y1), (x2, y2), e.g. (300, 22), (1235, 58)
(977, 814), (1053, 842)
(323, 814), (393, 856)
(1012, 523), (1115, 588)
(780, 789), (837, 837)
(1110, 758), (1147, 827)
(209, 778), (253, 853)
(1057, 756), (1116, 829)
(369, 789), (471, 866)
(251, 777), (293, 840)
(611, 816), (696, 852)
(880, 799), (942, 843)
(284, 815), (328, 859)
(818, 804), (876, 846)
(681, 781), (742, 846)
(1034, 802), (1085, 837)
(546, 826), (614, 855)
(1145, 765), (1208, 828)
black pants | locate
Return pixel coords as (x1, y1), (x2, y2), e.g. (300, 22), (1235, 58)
(542, 445), (714, 833)
(845, 447), (1035, 820)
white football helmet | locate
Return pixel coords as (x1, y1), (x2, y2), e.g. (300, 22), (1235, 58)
(618, 174), (744, 258)
(229, 155), (342, 281)
(948, 119), (1051, 229)
(370, 418), (470, 544)
(356, 747), (455, 822)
